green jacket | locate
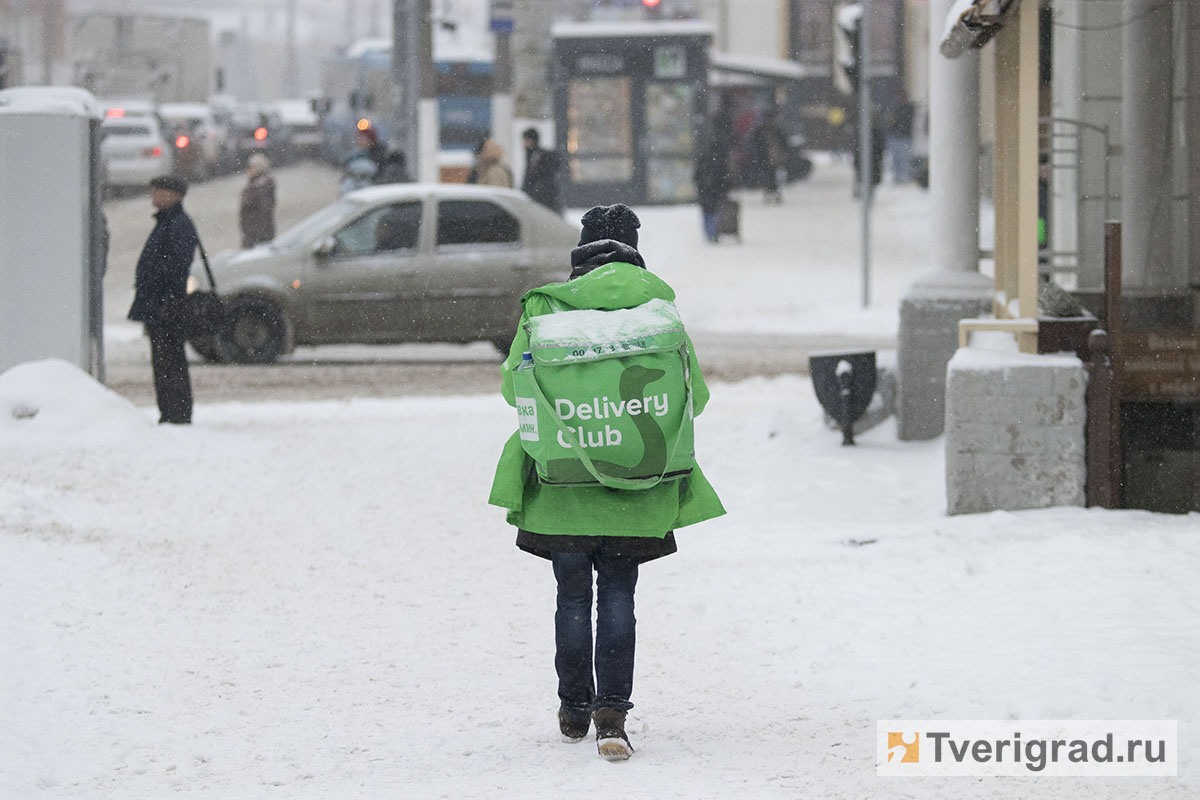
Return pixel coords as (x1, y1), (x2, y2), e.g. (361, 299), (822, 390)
(488, 261), (726, 538)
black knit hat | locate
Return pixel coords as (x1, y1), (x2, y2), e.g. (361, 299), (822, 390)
(149, 174), (188, 196)
(577, 203), (640, 249)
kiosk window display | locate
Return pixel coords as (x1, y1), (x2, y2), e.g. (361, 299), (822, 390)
(555, 20), (712, 207)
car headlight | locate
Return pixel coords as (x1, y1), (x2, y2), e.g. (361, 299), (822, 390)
(186, 275), (197, 293)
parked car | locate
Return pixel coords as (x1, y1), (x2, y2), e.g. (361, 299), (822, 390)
(159, 102), (226, 180)
(98, 97), (157, 120)
(227, 104), (286, 169)
(188, 184), (577, 363)
(98, 101), (173, 190)
(207, 95), (241, 173)
(270, 98), (323, 161)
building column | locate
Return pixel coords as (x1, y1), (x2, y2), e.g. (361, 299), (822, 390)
(1188, 1), (1200, 292)
(512, 0), (557, 188)
(896, 0), (992, 440)
(993, 0), (1040, 325)
(1050, 0), (1083, 287)
(1121, 0), (1175, 289)
(492, 28), (515, 169)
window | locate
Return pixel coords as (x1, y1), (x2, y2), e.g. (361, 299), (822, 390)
(333, 202), (422, 256)
(566, 76), (634, 183)
(436, 200), (519, 247)
(791, 0), (832, 66)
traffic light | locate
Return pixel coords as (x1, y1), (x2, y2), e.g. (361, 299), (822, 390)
(834, 2), (864, 95)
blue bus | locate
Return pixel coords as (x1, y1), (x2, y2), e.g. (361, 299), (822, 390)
(318, 38), (494, 165)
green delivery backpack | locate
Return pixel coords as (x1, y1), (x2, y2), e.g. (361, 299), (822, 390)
(512, 297), (695, 490)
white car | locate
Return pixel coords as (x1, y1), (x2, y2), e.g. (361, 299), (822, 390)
(270, 98), (323, 161)
(189, 183), (578, 363)
(98, 106), (174, 190)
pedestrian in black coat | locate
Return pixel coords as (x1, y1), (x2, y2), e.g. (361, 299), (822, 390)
(751, 106), (788, 203)
(127, 175), (198, 424)
(520, 128), (563, 214)
(694, 127), (731, 243)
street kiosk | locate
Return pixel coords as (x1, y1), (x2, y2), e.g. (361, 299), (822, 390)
(552, 20), (712, 207)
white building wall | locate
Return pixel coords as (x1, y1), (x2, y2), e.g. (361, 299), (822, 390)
(696, 0), (787, 57)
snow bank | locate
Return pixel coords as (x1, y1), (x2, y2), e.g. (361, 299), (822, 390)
(0, 359), (152, 445)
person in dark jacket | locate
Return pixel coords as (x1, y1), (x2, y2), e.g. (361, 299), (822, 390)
(341, 126), (385, 193)
(239, 152), (276, 248)
(694, 126), (731, 243)
(373, 149), (412, 185)
(127, 174), (198, 424)
(520, 128), (563, 213)
(884, 94), (915, 184)
(751, 105), (788, 203)
(490, 204), (725, 761)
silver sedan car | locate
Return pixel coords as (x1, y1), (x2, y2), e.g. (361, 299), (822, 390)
(189, 184), (577, 363)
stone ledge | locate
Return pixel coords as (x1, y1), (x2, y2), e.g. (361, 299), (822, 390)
(946, 348), (1087, 515)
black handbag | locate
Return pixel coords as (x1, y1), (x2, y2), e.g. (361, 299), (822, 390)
(177, 239), (226, 339)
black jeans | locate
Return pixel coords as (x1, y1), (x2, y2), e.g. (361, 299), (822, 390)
(148, 324), (192, 424)
(551, 549), (639, 716)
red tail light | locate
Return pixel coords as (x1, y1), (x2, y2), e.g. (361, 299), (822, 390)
(175, 135), (190, 149)
(144, 146), (163, 158)
(254, 127), (268, 141)
(106, 108), (126, 118)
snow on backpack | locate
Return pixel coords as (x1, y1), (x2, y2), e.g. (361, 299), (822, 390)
(512, 297), (695, 490)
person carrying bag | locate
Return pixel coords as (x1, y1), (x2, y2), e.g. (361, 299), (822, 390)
(489, 203), (725, 761)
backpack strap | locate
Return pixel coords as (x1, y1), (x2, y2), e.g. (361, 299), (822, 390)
(196, 236), (217, 291)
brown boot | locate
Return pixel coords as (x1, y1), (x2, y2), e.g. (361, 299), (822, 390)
(558, 705), (590, 743)
(592, 707), (633, 761)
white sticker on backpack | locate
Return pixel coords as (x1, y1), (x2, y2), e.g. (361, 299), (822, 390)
(515, 397), (539, 441)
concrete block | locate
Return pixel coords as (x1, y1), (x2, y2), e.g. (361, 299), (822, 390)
(945, 349), (1087, 515)
(896, 271), (992, 441)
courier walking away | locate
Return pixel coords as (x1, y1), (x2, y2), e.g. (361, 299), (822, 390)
(489, 203), (726, 761)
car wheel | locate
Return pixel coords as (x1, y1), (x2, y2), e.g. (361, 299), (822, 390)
(224, 298), (288, 363)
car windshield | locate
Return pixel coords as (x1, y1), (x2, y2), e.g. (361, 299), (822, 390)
(271, 198), (365, 250)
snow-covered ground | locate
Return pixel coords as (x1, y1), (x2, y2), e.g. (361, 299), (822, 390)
(3, 164), (1198, 798)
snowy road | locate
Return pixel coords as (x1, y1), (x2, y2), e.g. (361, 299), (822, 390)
(101, 157), (918, 405)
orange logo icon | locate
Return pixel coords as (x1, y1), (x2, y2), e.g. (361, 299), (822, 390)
(887, 731), (919, 763)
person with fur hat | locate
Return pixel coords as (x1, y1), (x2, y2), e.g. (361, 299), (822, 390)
(239, 152), (276, 248)
(127, 174), (198, 424)
(466, 136), (513, 188)
(489, 204), (725, 761)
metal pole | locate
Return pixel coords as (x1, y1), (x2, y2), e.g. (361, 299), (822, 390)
(493, 28), (514, 166)
(393, 0), (420, 178)
(858, 0), (871, 308)
(283, 0), (298, 98)
(417, 0), (437, 182)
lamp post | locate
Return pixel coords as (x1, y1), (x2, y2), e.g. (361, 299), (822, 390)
(857, 0), (871, 309)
